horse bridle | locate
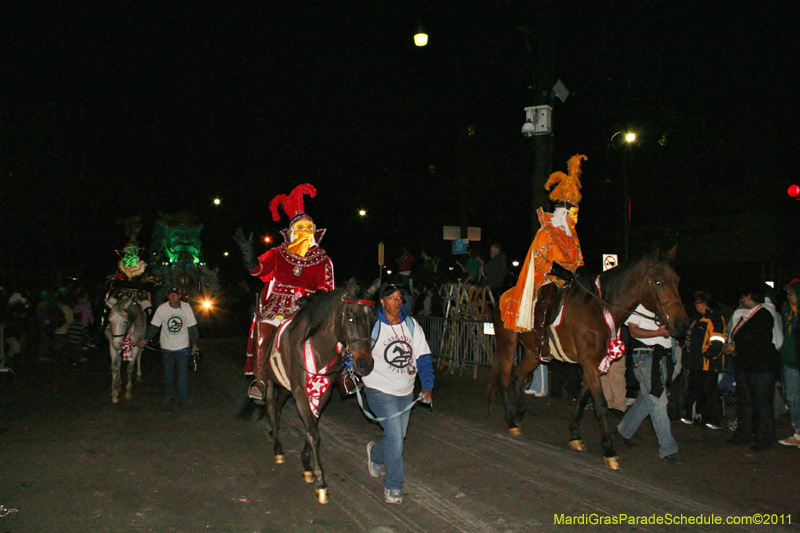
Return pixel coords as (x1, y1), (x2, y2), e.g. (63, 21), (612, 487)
(304, 295), (375, 378)
(571, 261), (680, 328)
(339, 294), (375, 351)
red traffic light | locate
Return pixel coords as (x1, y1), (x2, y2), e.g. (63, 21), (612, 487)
(789, 184), (800, 199)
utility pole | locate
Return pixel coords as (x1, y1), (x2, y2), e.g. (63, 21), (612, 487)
(519, 26), (556, 239)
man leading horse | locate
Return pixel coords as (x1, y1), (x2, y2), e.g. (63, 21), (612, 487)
(500, 154), (587, 361)
(235, 183), (335, 402)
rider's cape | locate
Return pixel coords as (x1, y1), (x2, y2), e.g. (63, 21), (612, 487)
(500, 208), (583, 332)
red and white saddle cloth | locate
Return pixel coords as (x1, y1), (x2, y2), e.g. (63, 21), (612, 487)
(546, 277), (625, 373)
(268, 317), (343, 418)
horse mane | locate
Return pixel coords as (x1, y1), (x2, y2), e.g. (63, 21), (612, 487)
(300, 287), (350, 341)
(594, 250), (672, 304)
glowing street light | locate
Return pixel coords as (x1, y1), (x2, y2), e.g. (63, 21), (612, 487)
(414, 24), (428, 47)
(512, 260), (520, 268)
(264, 236), (272, 244)
(358, 209), (367, 217)
(625, 132), (636, 143)
(213, 198), (221, 206)
(223, 251), (229, 257)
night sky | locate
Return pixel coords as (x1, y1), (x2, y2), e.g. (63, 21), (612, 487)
(2, 2), (799, 295)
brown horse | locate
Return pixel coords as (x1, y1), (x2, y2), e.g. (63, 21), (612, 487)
(486, 246), (689, 468)
(263, 279), (376, 503)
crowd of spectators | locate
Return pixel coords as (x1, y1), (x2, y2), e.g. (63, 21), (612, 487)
(0, 276), (105, 370)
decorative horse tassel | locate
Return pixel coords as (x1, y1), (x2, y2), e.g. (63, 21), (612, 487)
(121, 335), (136, 362)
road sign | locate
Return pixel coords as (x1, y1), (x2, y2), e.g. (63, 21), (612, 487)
(603, 254), (618, 271)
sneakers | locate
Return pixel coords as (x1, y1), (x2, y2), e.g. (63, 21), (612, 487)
(779, 434), (800, 447)
(366, 442), (383, 478)
(384, 488), (403, 504)
(679, 418), (694, 425)
(705, 423), (722, 431)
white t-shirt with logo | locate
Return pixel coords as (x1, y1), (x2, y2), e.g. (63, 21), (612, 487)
(151, 301), (197, 351)
(363, 317), (431, 396)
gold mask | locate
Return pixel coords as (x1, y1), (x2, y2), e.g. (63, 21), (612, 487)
(287, 220), (315, 257)
(568, 206), (579, 227)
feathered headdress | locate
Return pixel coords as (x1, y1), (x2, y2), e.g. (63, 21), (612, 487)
(545, 154), (587, 206)
(269, 183), (317, 224)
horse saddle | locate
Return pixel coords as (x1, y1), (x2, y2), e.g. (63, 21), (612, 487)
(546, 284), (578, 365)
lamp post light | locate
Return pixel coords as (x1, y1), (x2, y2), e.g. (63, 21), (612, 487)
(414, 24), (428, 47)
(213, 198), (221, 206)
(618, 131), (637, 262)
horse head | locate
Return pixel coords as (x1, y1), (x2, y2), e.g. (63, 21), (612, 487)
(638, 245), (689, 337)
(338, 278), (376, 377)
(107, 297), (146, 347)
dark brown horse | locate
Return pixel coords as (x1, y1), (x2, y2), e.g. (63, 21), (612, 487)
(486, 246), (689, 468)
(264, 279), (376, 503)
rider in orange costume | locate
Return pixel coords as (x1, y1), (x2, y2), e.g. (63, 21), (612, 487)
(235, 183), (335, 400)
(501, 154), (586, 360)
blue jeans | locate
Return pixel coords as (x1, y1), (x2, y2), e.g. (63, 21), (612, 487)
(617, 348), (679, 458)
(783, 366), (800, 431)
(163, 349), (190, 400)
(365, 388), (414, 491)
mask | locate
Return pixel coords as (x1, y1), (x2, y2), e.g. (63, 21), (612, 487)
(287, 219), (315, 257)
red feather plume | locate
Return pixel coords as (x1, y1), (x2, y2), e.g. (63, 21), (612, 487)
(269, 183), (317, 222)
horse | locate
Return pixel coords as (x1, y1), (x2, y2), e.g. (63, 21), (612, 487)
(263, 278), (376, 504)
(486, 246), (689, 469)
(104, 296), (147, 403)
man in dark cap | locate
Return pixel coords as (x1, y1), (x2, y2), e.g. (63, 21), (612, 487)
(139, 287), (199, 406)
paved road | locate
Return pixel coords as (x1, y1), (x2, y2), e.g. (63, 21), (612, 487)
(1, 337), (798, 532)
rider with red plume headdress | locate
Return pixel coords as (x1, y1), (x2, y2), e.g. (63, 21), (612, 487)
(500, 154), (586, 361)
(234, 183), (335, 400)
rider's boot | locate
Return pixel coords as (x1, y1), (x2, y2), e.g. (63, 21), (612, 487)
(533, 283), (559, 363)
(248, 322), (277, 404)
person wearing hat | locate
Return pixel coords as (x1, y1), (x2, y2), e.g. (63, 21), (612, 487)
(139, 286), (199, 405)
(234, 183), (335, 402)
(681, 291), (727, 429)
(364, 283), (434, 505)
(500, 154), (586, 362)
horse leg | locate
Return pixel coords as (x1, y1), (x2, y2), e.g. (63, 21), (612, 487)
(124, 358), (134, 400)
(584, 367), (620, 469)
(265, 381), (290, 463)
(136, 348), (143, 383)
(296, 395), (331, 504)
(510, 339), (539, 429)
(568, 378), (591, 451)
(110, 349), (121, 403)
(486, 314), (520, 434)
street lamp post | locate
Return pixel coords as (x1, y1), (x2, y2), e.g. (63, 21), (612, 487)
(614, 132), (636, 262)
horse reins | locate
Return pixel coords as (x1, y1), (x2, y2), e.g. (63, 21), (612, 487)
(568, 262), (678, 326)
(303, 295), (375, 378)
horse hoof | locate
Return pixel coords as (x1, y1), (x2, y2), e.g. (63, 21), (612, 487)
(303, 471), (315, 483)
(509, 427), (522, 436)
(568, 439), (587, 451)
(112, 397), (119, 404)
(274, 455), (285, 464)
(315, 488), (329, 504)
(124, 392), (133, 400)
(604, 456), (621, 470)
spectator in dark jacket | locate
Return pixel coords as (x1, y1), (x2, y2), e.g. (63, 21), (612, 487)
(681, 291), (726, 429)
(724, 285), (782, 451)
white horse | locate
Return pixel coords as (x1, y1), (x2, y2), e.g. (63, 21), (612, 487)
(104, 297), (147, 403)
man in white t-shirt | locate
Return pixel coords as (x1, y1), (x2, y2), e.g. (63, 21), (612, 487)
(617, 304), (681, 463)
(139, 287), (199, 405)
(363, 283), (434, 505)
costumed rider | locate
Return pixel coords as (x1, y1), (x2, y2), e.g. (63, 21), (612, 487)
(500, 154), (586, 362)
(234, 183), (335, 402)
